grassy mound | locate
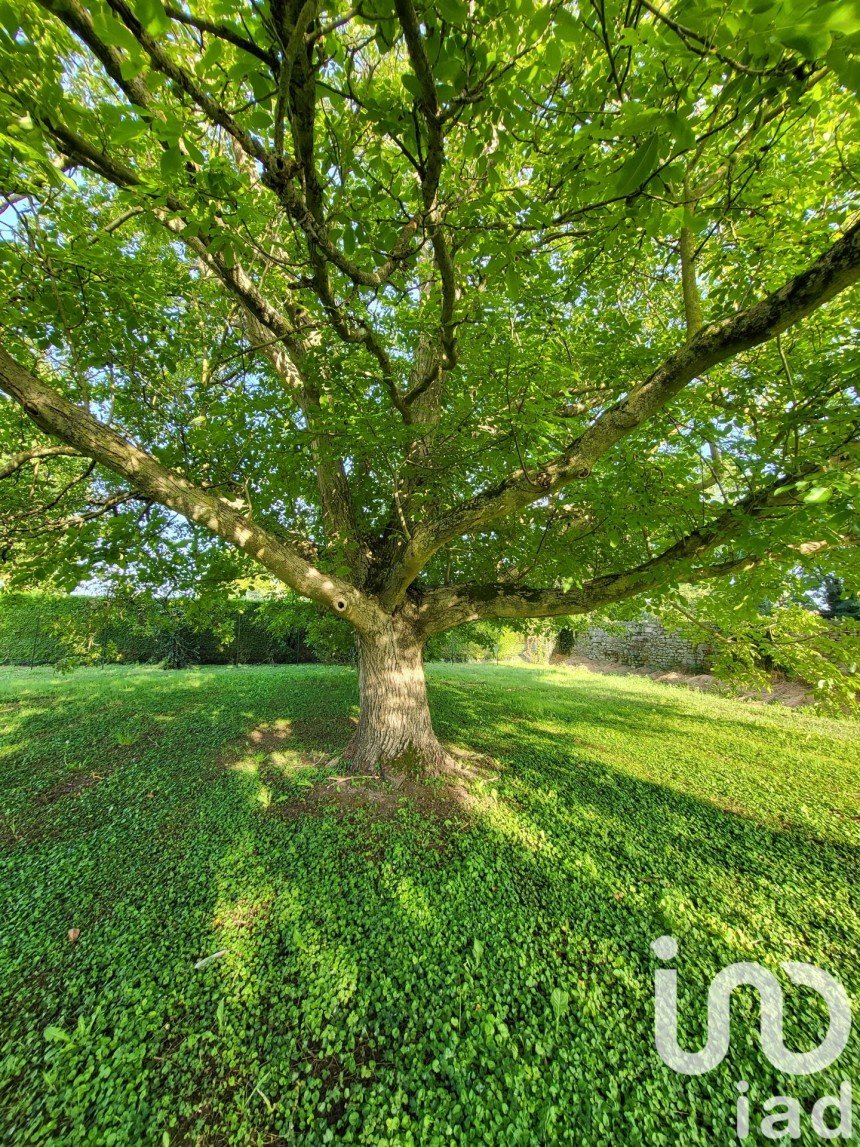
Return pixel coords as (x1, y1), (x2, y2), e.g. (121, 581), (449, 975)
(1, 664), (858, 1144)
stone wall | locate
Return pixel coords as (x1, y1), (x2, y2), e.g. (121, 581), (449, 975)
(569, 619), (711, 673)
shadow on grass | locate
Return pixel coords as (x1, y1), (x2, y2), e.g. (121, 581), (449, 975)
(0, 664), (858, 1144)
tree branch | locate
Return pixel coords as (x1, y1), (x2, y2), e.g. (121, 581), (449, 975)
(639, 0), (789, 78)
(241, 307), (364, 574)
(37, 0), (151, 107)
(0, 444), (80, 480)
(163, 4), (278, 69)
(0, 345), (381, 630)
(103, 0), (269, 162)
(383, 218), (860, 605)
(415, 453), (857, 634)
(34, 109), (308, 382)
(394, 0), (457, 376)
(679, 176), (703, 338)
(11, 103), (369, 573)
(34, 0), (418, 428)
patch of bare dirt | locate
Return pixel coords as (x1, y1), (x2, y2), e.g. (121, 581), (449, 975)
(562, 656), (813, 708)
(222, 715), (509, 844)
(291, 715), (359, 745)
(34, 769), (106, 805)
(213, 896), (273, 933)
(240, 716), (359, 763)
(224, 720), (499, 831)
(245, 718), (298, 754)
(323, 767), (469, 821)
(221, 719), (319, 773)
(270, 750), (496, 827)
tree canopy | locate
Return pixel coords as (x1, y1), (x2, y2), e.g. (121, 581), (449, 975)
(1, 0), (858, 645)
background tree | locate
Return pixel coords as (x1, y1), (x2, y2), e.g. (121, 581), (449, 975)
(819, 573), (860, 620)
(1, 0), (858, 772)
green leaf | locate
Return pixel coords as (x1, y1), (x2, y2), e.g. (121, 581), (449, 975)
(804, 486), (833, 504)
(91, 10), (140, 54)
(0, 0), (20, 38)
(666, 111), (695, 152)
(401, 73), (422, 99)
(550, 987), (569, 1022)
(543, 37), (563, 72)
(611, 134), (660, 196)
(820, 0), (860, 34)
(119, 54), (146, 82)
(616, 103), (662, 136)
(554, 8), (580, 42)
(825, 45), (860, 95)
(505, 259), (521, 301)
(159, 146), (183, 178)
(135, 0), (171, 36)
(436, 0), (468, 24)
(247, 69), (273, 102)
(777, 25), (833, 59)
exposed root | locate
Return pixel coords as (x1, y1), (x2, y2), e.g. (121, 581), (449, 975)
(338, 728), (457, 779)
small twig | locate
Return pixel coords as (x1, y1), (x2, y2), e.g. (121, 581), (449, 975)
(194, 949), (229, 969)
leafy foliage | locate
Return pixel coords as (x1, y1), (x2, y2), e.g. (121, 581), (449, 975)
(0, 0), (858, 637)
(708, 606), (860, 713)
(637, 575), (860, 712)
(425, 619), (544, 662)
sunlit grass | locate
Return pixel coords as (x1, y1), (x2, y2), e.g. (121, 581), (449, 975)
(0, 663), (858, 1145)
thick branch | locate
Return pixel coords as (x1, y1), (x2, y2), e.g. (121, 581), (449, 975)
(37, 0), (151, 107)
(385, 219), (860, 605)
(20, 107), (367, 572)
(394, 0), (457, 376)
(415, 452), (858, 634)
(33, 2), (414, 427)
(241, 307), (363, 572)
(679, 178), (703, 338)
(416, 557), (758, 634)
(34, 112), (309, 387)
(0, 346), (380, 630)
(104, 0), (269, 163)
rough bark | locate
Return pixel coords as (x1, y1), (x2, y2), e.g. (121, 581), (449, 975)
(339, 617), (452, 777)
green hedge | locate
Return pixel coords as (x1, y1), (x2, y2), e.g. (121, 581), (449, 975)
(1, 596), (547, 670)
(0, 593), (317, 667)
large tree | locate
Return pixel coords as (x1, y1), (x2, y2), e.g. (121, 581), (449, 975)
(1, 0), (858, 771)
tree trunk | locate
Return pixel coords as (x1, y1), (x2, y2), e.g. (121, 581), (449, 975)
(340, 617), (451, 777)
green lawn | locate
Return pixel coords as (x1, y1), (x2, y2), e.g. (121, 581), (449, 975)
(0, 664), (858, 1145)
